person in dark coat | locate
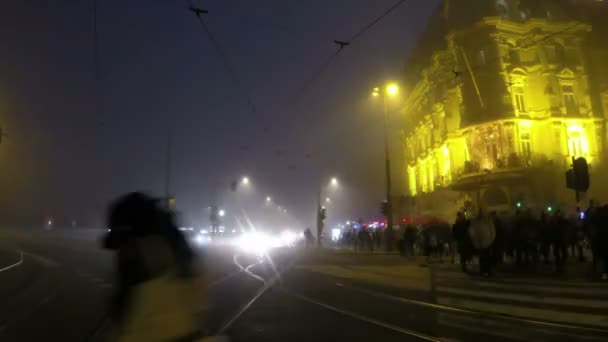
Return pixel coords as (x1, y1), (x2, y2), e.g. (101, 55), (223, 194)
(491, 212), (506, 265)
(452, 211), (472, 272)
(551, 210), (569, 273)
(539, 210), (551, 264)
(596, 205), (608, 280)
(403, 225), (417, 257)
(103, 192), (200, 341)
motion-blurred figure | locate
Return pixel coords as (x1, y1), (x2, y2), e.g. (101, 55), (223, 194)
(469, 208), (496, 277)
(452, 211), (472, 272)
(551, 210), (569, 273)
(596, 205), (608, 280)
(103, 192), (202, 342)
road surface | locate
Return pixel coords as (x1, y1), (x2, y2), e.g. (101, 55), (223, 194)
(1, 228), (607, 341)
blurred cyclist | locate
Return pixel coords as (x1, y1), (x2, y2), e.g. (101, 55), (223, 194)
(103, 192), (202, 342)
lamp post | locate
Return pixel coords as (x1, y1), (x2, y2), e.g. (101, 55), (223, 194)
(372, 83), (399, 242)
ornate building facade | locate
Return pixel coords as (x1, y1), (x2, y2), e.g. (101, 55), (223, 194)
(401, 0), (608, 218)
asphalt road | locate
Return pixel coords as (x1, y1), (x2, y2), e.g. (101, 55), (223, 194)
(1, 228), (607, 341)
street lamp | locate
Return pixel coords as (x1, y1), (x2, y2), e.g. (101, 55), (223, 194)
(372, 82), (400, 238)
(219, 209), (226, 217)
(266, 196), (272, 203)
(386, 83), (399, 96)
(241, 176), (250, 185)
(331, 177), (339, 187)
(325, 197), (331, 203)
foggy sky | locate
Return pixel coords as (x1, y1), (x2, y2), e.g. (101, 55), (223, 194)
(0, 0), (439, 227)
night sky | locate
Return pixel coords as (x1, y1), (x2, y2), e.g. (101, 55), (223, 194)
(0, 0), (439, 227)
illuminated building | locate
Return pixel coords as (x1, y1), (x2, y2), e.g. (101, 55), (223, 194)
(400, 0), (608, 218)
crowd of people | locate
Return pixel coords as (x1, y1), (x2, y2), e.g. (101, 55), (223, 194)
(398, 201), (608, 279)
(341, 227), (391, 253)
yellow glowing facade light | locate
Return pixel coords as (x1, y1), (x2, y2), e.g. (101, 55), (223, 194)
(407, 166), (417, 196)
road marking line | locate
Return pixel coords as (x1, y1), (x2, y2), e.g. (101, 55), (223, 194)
(22, 251), (60, 267)
(437, 296), (608, 329)
(207, 270), (242, 289)
(285, 290), (441, 341)
(437, 311), (605, 341)
(0, 251), (23, 273)
(233, 254), (245, 270)
(217, 258), (272, 334)
(336, 281), (608, 333)
(216, 252), (294, 335)
(436, 285), (608, 308)
(244, 262), (265, 283)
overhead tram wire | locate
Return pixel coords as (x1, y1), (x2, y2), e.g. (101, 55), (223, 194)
(289, 0), (410, 106)
(188, 4), (260, 118)
(182, 0), (413, 167)
(346, 0), (409, 43)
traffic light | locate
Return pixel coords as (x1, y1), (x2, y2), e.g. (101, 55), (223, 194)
(230, 180), (238, 192)
(380, 200), (391, 218)
(566, 169), (575, 190)
(566, 157), (590, 192)
(573, 157), (589, 192)
(318, 206), (327, 221)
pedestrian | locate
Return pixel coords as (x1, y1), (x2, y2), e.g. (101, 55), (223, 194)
(425, 228), (438, 263)
(512, 209), (526, 266)
(585, 200), (601, 272)
(539, 210), (551, 265)
(375, 229), (382, 251)
(491, 211), (506, 265)
(469, 208), (496, 277)
(523, 209), (539, 266)
(551, 210), (568, 273)
(103, 192), (202, 342)
(357, 228), (366, 253)
(572, 209), (586, 262)
(452, 211), (472, 272)
(596, 205), (608, 280)
(404, 225), (417, 257)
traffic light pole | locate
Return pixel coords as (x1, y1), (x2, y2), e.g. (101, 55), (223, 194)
(382, 95), (393, 234)
(573, 157), (580, 203)
(316, 189), (322, 247)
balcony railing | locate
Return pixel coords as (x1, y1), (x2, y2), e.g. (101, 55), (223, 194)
(453, 152), (563, 179)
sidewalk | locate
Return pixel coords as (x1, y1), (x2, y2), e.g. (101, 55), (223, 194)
(295, 249), (608, 329)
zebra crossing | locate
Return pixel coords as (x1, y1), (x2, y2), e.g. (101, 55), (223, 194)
(294, 258), (608, 339)
(433, 265), (608, 339)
